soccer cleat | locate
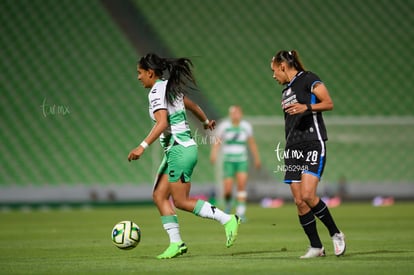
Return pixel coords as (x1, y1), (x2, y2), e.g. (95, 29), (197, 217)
(156, 242), (188, 259)
(300, 247), (326, 259)
(224, 215), (240, 248)
(332, 232), (346, 256)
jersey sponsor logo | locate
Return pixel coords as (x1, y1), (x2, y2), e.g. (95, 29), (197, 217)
(231, 133), (240, 141)
(151, 88), (157, 94)
(281, 94), (298, 109)
(151, 97), (162, 109)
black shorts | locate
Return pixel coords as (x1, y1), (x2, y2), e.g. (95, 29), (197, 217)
(283, 140), (326, 184)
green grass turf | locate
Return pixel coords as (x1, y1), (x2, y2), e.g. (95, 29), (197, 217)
(1, 202), (413, 274)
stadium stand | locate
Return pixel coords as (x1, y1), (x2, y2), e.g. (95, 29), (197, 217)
(1, 0), (413, 203)
(1, 0), (153, 186)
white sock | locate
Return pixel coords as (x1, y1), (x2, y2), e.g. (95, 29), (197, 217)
(193, 200), (231, 225)
(161, 215), (182, 243)
(163, 223), (182, 243)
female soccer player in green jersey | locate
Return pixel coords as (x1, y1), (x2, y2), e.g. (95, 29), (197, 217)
(128, 53), (240, 259)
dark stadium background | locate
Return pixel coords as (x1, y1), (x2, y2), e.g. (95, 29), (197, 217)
(1, 0), (413, 206)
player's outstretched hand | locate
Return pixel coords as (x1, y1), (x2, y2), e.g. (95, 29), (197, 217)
(128, 146), (145, 162)
(204, 119), (216, 130)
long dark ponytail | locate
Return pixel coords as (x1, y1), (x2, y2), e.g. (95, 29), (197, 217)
(138, 53), (198, 105)
(272, 50), (305, 72)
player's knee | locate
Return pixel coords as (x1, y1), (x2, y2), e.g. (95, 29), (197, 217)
(152, 191), (163, 205)
(301, 192), (316, 205)
(294, 197), (306, 208)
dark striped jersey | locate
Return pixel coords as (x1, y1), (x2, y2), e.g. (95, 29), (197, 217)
(281, 71), (328, 146)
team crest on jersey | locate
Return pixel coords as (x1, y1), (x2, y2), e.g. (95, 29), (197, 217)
(285, 88), (292, 96)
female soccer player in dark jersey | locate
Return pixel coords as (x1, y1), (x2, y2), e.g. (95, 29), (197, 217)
(270, 50), (346, 258)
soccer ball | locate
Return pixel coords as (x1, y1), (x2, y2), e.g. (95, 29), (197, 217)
(111, 220), (141, 249)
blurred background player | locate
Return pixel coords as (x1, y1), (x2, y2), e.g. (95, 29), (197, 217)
(210, 105), (261, 221)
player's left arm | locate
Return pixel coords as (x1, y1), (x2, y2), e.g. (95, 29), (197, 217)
(247, 136), (261, 169)
(184, 96), (216, 130)
(285, 82), (333, 115)
(309, 82), (334, 112)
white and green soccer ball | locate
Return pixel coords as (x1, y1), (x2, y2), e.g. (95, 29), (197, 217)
(111, 221), (141, 249)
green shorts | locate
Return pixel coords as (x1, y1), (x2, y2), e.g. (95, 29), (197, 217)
(157, 144), (198, 183)
(223, 160), (248, 178)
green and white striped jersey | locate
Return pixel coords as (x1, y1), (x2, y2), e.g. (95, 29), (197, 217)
(148, 80), (196, 149)
(216, 120), (253, 162)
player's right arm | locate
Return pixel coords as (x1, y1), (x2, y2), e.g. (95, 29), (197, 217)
(128, 84), (169, 162)
(127, 109), (168, 161)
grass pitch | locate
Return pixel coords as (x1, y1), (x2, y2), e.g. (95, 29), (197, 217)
(1, 202), (413, 274)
